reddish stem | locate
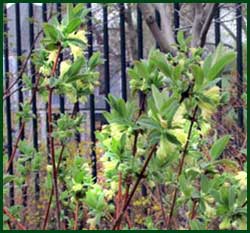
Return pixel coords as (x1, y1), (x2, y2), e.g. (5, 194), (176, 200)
(74, 201), (79, 230)
(112, 144), (157, 230)
(46, 46), (62, 229)
(43, 104), (79, 229)
(3, 207), (27, 230)
(157, 185), (167, 227)
(116, 172), (123, 230)
(166, 106), (198, 229)
(5, 73), (42, 173)
(190, 200), (197, 220)
(48, 88), (61, 229)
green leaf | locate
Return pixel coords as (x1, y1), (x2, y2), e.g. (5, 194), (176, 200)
(201, 174), (210, 193)
(210, 135), (230, 160)
(43, 23), (59, 42)
(198, 93), (215, 105)
(89, 52), (101, 70)
(66, 3), (74, 24)
(3, 175), (15, 185)
(203, 54), (212, 75)
(172, 64), (182, 81)
(207, 52), (236, 81)
(138, 116), (159, 130)
(179, 174), (192, 197)
(151, 85), (163, 110)
(18, 140), (35, 156)
(66, 57), (85, 77)
(177, 31), (188, 52)
(164, 131), (181, 146)
(65, 74), (89, 83)
(74, 171), (84, 183)
(191, 64), (204, 89)
(64, 18), (82, 34)
(219, 217), (231, 229)
(127, 68), (139, 80)
(177, 31), (185, 46)
(228, 186), (236, 210)
(134, 60), (149, 78)
(150, 50), (172, 78)
(164, 100), (179, 126)
(190, 220), (204, 230)
(66, 38), (86, 48)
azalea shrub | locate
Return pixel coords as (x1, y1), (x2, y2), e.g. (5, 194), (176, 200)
(3, 4), (246, 231)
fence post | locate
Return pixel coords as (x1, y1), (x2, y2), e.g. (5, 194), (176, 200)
(103, 4), (110, 112)
(137, 6), (148, 199)
(56, 3), (65, 114)
(236, 3), (244, 132)
(15, 3), (28, 208)
(4, 5), (15, 207)
(28, 3), (40, 201)
(15, 3), (24, 139)
(86, 3), (97, 182)
(173, 3), (180, 40)
(119, 3), (127, 101)
(214, 4), (221, 89)
(155, 9), (161, 49)
(42, 3), (51, 164)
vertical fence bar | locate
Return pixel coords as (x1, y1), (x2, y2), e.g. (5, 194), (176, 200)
(137, 7), (145, 114)
(42, 3), (47, 22)
(15, 3), (27, 207)
(42, 4), (50, 163)
(155, 10), (161, 49)
(137, 7), (143, 60)
(173, 3), (180, 40)
(137, 6), (148, 198)
(29, 3), (40, 201)
(4, 5), (15, 207)
(214, 4), (222, 125)
(15, 3), (24, 139)
(236, 3), (244, 131)
(103, 4), (110, 112)
(119, 3), (127, 101)
(57, 3), (65, 114)
(86, 3), (97, 182)
(214, 4), (221, 88)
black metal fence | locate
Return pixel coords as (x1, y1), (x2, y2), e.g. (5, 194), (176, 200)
(3, 3), (245, 206)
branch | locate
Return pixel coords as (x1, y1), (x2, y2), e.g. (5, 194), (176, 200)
(221, 22), (237, 41)
(3, 207), (27, 230)
(5, 74), (41, 173)
(166, 105), (198, 229)
(191, 4), (204, 47)
(138, 3), (176, 55)
(46, 45), (62, 229)
(154, 4), (175, 46)
(199, 3), (218, 47)
(112, 144), (158, 229)
(42, 103), (80, 230)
